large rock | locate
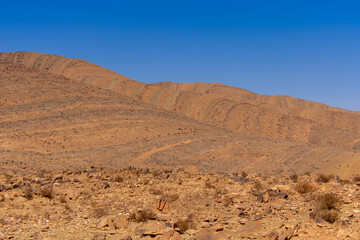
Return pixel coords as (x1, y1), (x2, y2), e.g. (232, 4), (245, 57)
(137, 221), (167, 237)
(96, 216), (108, 228)
(113, 214), (128, 229)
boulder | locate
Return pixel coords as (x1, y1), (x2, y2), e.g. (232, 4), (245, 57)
(113, 214), (128, 229)
(96, 216), (108, 228)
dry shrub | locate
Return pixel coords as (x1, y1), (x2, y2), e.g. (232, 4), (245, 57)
(114, 175), (124, 183)
(23, 187), (33, 200)
(338, 178), (351, 185)
(353, 175), (360, 182)
(314, 193), (342, 223)
(133, 209), (157, 222)
(64, 203), (72, 212)
(59, 194), (67, 203)
(174, 217), (196, 234)
(205, 180), (215, 189)
(295, 182), (314, 194)
(315, 193), (342, 210)
(38, 185), (53, 199)
(241, 171), (248, 178)
(316, 174), (333, 183)
(253, 180), (263, 192)
(290, 174), (298, 183)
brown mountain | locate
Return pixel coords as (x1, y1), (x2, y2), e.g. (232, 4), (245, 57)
(1, 52), (360, 176)
(2, 52), (359, 148)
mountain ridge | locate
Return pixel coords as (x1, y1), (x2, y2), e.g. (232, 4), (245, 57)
(1, 51), (359, 150)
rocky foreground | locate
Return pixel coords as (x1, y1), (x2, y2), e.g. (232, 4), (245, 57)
(0, 167), (359, 240)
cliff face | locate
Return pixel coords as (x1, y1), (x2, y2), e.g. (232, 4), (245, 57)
(1, 51), (359, 149)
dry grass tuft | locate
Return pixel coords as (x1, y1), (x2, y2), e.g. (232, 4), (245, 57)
(353, 175), (360, 182)
(315, 193), (342, 210)
(294, 182), (314, 194)
(313, 193), (342, 223)
(253, 180), (263, 192)
(290, 174), (299, 183)
(114, 175), (124, 183)
(132, 209), (157, 222)
(23, 187), (33, 200)
(38, 185), (53, 199)
(241, 171), (248, 178)
(59, 194), (67, 203)
(174, 217), (196, 234)
(316, 174), (333, 183)
(338, 178), (351, 185)
(205, 180), (215, 189)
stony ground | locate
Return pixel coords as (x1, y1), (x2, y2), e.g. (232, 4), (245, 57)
(1, 167), (360, 240)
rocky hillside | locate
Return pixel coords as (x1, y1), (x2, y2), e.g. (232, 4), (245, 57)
(1, 52), (360, 177)
(1, 52), (359, 149)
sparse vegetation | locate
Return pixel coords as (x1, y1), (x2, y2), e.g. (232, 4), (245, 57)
(353, 175), (360, 182)
(132, 209), (157, 222)
(290, 174), (298, 183)
(338, 178), (351, 185)
(174, 216), (196, 234)
(294, 182), (314, 194)
(313, 193), (342, 223)
(241, 171), (248, 178)
(316, 174), (333, 183)
(59, 194), (67, 203)
(253, 180), (263, 192)
(205, 179), (215, 189)
(0, 166), (357, 238)
(23, 187), (33, 200)
(38, 185), (53, 199)
(114, 175), (124, 183)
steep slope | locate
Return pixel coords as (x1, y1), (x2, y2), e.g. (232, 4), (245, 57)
(3, 59), (360, 176)
(1, 52), (359, 150)
(0, 62), (236, 172)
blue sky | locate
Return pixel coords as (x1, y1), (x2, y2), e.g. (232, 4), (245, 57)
(1, 0), (360, 111)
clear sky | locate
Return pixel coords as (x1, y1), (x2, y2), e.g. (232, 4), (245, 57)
(1, 1), (360, 111)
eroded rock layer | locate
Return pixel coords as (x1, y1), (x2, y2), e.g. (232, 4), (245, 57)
(1, 52), (359, 149)
(1, 52), (360, 177)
